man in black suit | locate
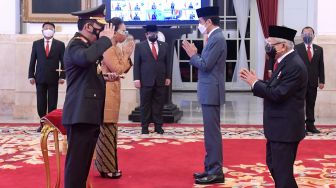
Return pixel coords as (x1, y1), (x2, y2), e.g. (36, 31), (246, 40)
(240, 25), (308, 188)
(62, 4), (115, 188)
(295, 26), (325, 134)
(28, 22), (65, 132)
(133, 25), (171, 134)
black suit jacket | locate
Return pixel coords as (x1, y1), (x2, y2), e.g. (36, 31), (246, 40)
(295, 43), (325, 87)
(253, 51), (308, 142)
(62, 33), (112, 125)
(133, 40), (171, 86)
(28, 38), (65, 84)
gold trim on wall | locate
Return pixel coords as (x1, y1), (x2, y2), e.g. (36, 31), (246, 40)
(22, 0), (91, 23)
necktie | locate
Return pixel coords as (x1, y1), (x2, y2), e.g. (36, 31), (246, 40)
(151, 42), (158, 60)
(46, 40), (50, 57)
(273, 60), (279, 71)
(307, 45), (312, 62)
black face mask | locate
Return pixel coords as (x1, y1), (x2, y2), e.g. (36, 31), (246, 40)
(148, 34), (158, 42)
(89, 24), (103, 39)
(265, 43), (276, 59)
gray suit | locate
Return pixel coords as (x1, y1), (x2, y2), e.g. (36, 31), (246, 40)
(189, 28), (227, 175)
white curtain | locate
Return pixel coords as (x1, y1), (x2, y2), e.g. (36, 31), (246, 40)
(232, 0), (250, 86)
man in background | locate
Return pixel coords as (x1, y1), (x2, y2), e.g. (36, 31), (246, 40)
(295, 26), (325, 134)
(182, 6), (226, 185)
(240, 25), (308, 187)
(133, 25), (171, 134)
(28, 22), (65, 132)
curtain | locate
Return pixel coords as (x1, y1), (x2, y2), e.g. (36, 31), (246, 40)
(256, 0), (278, 79)
(232, 0), (250, 87)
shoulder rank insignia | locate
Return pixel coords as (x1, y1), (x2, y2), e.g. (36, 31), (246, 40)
(74, 36), (88, 44)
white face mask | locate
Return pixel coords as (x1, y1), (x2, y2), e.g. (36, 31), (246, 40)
(198, 23), (207, 34)
(42, 29), (54, 38)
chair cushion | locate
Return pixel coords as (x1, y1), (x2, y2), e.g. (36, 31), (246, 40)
(43, 109), (66, 135)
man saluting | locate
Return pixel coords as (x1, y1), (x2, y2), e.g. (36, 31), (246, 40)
(62, 4), (116, 188)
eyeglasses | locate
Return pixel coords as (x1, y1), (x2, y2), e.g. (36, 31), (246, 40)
(117, 30), (129, 35)
(267, 41), (285, 47)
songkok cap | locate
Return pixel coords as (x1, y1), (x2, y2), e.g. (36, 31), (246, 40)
(144, 25), (158, 32)
(269, 25), (297, 42)
(71, 4), (107, 25)
(196, 6), (219, 18)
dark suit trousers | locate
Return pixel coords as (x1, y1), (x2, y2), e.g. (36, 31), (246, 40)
(266, 140), (299, 188)
(201, 104), (223, 175)
(36, 83), (58, 118)
(305, 86), (317, 127)
(140, 86), (165, 127)
(64, 123), (100, 188)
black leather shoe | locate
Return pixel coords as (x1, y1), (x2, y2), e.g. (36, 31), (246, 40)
(36, 126), (42, 132)
(141, 127), (149, 134)
(306, 128), (321, 134)
(195, 174), (225, 185)
(193, 172), (207, 179)
(154, 127), (164, 134)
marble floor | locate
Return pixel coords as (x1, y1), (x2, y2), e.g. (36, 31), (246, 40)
(1, 92), (335, 126)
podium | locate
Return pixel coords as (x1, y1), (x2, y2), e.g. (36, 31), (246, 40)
(128, 27), (192, 123)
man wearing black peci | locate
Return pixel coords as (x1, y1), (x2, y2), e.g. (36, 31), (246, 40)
(240, 25), (308, 187)
(62, 4), (116, 188)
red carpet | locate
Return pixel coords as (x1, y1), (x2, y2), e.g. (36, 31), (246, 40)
(1, 125), (336, 187)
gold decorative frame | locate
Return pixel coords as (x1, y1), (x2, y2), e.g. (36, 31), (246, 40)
(22, 0), (91, 23)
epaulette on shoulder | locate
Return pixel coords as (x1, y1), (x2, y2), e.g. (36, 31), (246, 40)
(73, 36), (88, 44)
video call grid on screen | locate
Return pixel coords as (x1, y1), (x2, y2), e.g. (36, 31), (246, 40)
(105, 0), (210, 25)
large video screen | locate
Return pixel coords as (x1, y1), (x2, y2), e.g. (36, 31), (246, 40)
(105, 0), (210, 25)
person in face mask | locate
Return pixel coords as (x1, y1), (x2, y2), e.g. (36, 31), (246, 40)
(182, 6), (226, 185)
(95, 17), (134, 179)
(295, 26), (325, 134)
(133, 25), (171, 134)
(28, 22), (66, 132)
(240, 25), (308, 188)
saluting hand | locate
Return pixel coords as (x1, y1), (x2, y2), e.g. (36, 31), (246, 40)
(99, 24), (115, 40)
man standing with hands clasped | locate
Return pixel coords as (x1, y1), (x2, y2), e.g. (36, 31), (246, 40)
(182, 6), (227, 185)
(62, 4), (117, 188)
(295, 26), (325, 134)
(240, 25), (308, 188)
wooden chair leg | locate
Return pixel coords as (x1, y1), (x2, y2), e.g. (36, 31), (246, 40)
(40, 124), (54, 188)
(53, 130), (61, 188)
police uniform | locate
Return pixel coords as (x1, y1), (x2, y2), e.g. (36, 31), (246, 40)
(62, 4), (112, 188)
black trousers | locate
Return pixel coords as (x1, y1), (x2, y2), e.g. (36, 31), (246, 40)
(305, 86), (317, 128)
(36, 83), (58, 118)
(266, 140), (299, 188)
(140, 86), (166, 127)
(64, 123), (100, 188)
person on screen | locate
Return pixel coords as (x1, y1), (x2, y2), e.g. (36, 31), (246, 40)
(152, 12), (157, 20)
(115, 3), (121, 11)
(171, 2), (175, 15)
(133, 12), (140, 20)
(188, 2), (194, 9)
(134, 3), (140, 11)
(190, 12), (196, 19)
(151, 2), (157, 10)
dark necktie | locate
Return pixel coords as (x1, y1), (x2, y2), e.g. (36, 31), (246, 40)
(46, 40), (50, 57)
(151, 42), (158, 60)
(273, 60), (279, 71)
(307, 45), (312, 62)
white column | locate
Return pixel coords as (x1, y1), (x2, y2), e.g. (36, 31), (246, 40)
(0, 0), (20, 34)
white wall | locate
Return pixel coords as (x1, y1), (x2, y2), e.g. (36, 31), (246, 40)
(317, 0), (336, 35)
(0, 0), (20, 34)
(279, 0), (317, 35)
